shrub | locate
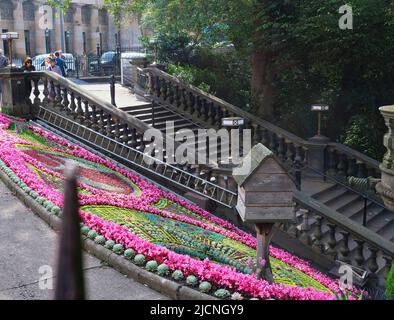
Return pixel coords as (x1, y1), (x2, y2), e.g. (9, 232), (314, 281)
(385, 264), (394, 299)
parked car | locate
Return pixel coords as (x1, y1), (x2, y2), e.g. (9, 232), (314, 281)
(89, 51), (118, 74)
(31, 53), (76, 76)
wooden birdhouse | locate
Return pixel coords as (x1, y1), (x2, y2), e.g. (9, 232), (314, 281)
(233, 143), (296, 282)
(233, 143), (296, 223)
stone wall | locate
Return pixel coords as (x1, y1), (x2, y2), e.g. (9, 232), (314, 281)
(0, 0), (143, 59)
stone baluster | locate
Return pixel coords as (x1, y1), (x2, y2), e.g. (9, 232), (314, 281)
(129, 128), (137, 148)
(285, 142), (295, 167)
(298, 209), (311, 245)
(277, 136), (286, 162)
(261, 128), (268, 146)
(98, 109), (105, 133)
(75, 96), (83, 120)
(356, 161), (367, 178)
(327, 148), (338, 176)
(55, 84), (62, 108)
(206, 101), (213, 123)
(83, 100), (90, 127)
(339, 231), (351, 263)
(251, 123), (260, 145)
(161, 79), (168, 103)
(367, 247), (379, 274)
(69, 92), (76, 117)
(214, 104), (222, 127)
(167, 81), (174, 104)
(337, 154), (347, 177)
(326, 223), (338, 259)
(114, 119), (121, 141)
(312, 216), (324, 253)
(174, 85), (181, 109)
(106, 114), (113, 138)
(62, 87), (70, 113)
(189, 93), (196, 116)
(42, 77), (49, 107)
(269, 133), (277, 155)
(122, 123), (129, 144)
(354, 239), (365, 268)
(49, 80), (56, 103)
(155, 76), (161, 99)
(90, 105), (98, 130)
(32, 77), (41, 107)
(346, 158), (357, 177)
(180, 88), (188, 112)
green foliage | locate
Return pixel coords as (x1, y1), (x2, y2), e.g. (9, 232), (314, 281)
(145, 260), (158, 272)
(171, 270), (184, 281)
(134, 254), (146, 265)
(198, 281), (212, 293)
(157, 263), (169, 276)
(214, 289), (231, 299)
(104, 240), (115, 250)
(186, 275), (198, 286)
(124, 248), (136, 260)
(112, 244), (124, 254)
(340, 113), (386, 160)
(385, 264), (394, 299)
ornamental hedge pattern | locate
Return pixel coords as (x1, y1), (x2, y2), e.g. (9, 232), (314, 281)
(0, 113), (360, 300)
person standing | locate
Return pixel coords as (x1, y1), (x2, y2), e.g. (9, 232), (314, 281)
(0, 49), (9, 108)
(22, 57), (36, 99)
(55, 51), (66, 77)
(46, 57), (62, 100)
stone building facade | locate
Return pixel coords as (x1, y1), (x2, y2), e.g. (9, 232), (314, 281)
(0, 0), (143, 58)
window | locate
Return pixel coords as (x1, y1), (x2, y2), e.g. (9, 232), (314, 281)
(65, 32), (71, 53)
(2, 29), (9, 56)
(24, 30), (31, 56)
(23, 1), (35, 21)
(81, 6), (91, 25)
(45, 29), (51, 53)
(0, 0), (13, 20)
(82, 32), (87, 54)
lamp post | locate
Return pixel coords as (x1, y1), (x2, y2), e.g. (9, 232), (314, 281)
(65, 30), (71, 53)
(1, 32), (19, 66)
(149, 37), (159, 65)
(310, 104), (330, 142)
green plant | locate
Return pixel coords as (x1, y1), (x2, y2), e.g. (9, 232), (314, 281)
(104, 240), (115, 250)
(157, 263), (169, 276)
(87, 230), (98, 240)
(214, 289), (231, 299)
(198, 281), (212, 293)
(134, 254), (146, 265)
(112, 244), (124, 254)
(186, 275), (198, 286)
(145, 260), (158, 272)
(94, 235), (106, 245)
(124, 248), (136, 260)
(385, 264), (394, 299)
(171, 270), (184, 281)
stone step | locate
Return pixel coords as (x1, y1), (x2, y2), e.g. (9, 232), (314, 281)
(366, 210), (394, 233)
(324, 191), (360, 210)
(132, 109), (174, 120)
(118, 103), (152, 112)
(375, 220), (394, 240)
(313, 184), (348, 203)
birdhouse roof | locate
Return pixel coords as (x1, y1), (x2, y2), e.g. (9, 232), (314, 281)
(232, 143), (276, 186)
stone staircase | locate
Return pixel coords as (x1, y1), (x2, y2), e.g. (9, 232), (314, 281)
(118, 103), (231, 162)
(310, 184), (394, 242)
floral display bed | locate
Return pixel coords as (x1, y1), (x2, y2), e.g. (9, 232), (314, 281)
(0, 113), (359, 300)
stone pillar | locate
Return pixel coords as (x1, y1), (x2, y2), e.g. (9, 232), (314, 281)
(0, 67), (29, 116)
(73, 5), (83, 55)
(376, 105), (394, 211)
(90, 6), (100, 53)
(306, 136), (330, 176)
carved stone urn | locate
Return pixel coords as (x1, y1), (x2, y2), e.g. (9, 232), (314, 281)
(376, 105), (394, 211)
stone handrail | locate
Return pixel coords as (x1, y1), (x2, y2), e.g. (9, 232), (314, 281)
(290, 191), (393, 281)
(16, 71), (223, 188)
(141, 66), (381, 179)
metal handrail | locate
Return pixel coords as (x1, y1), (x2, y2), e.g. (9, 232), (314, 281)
(294, 190), (394, 258)
(35, 106), (237, 208)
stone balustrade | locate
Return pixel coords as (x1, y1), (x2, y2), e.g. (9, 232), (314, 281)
(139, 67), (381, 186)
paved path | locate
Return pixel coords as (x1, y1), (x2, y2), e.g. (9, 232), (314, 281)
(72, 80), (151, 109)
(0, 180), (169, 300)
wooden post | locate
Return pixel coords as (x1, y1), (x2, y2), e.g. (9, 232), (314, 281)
(255, 223), (275, 283)
(54, 161), (85, 300)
